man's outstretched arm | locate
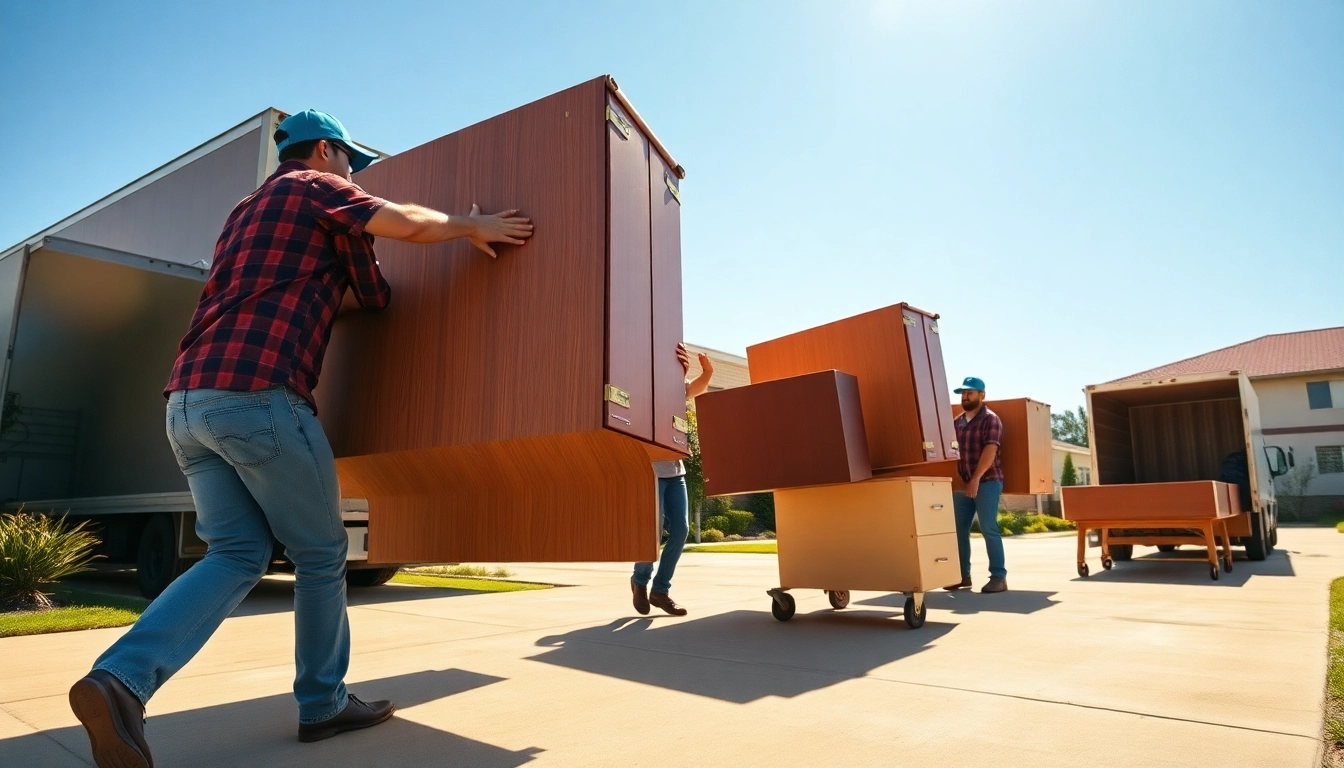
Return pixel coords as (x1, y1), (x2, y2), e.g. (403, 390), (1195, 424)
(366, 202), (534, 257)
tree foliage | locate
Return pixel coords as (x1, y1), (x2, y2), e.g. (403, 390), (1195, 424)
(1051, 406), (1089, 447)
(1060, 453), (1078, 487)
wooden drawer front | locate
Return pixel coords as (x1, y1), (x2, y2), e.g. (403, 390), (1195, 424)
(908, 480), (955, 536)
(916, 532), (960, 591)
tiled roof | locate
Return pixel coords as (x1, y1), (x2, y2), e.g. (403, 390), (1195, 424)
(1112, 326), (1344, 382)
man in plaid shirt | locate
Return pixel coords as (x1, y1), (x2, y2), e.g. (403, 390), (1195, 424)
(70, 110), (532, 766)
(946, 376), (1009, 594)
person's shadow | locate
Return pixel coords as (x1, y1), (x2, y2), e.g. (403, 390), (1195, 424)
(0, 669), (543, 768)
(529, 608), (954, 704)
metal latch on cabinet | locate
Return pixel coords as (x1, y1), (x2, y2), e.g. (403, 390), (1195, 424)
(672, 415), (690, 433)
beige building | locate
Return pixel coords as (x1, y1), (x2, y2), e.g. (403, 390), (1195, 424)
(1052, 440), (1092, 489)
(1111, 326), (1344, 519)
(685, 344), (749, 398)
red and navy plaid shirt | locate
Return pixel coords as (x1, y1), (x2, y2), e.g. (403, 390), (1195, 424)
(165, 161), (390, 408)
(955, 407), (1004, 484)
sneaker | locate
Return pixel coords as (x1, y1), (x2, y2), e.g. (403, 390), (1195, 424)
(631, 578), (650, 615)
(981, 577), (1008, 594)
(298, 694), (395, 743)
(944, 576), (972, 591)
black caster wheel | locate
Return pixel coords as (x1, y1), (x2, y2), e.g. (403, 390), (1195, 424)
(827, 590), (850, 609)
(771, 592), (796, 621)
(1224, 560), (1233, 573)
(1210, 565), (1220, 581)
(1101, 557), (1114, 571)
(903, 596), (927, 629)
(1078, 562), (1090, 578)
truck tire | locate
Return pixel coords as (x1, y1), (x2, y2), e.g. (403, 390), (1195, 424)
(1243, 513), (1269, 562)
(1109, 544), (1133, 561)
(347, 567), (399, 587)
(137, 514), (188, 598)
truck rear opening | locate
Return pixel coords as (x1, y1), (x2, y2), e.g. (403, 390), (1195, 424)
(1067, 370), (1285, 564)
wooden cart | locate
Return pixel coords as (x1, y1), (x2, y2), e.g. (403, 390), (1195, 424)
(1061, 481), (1241, 581)
(766, 476), (961, 628)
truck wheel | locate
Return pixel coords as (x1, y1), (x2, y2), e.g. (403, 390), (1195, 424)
(137, 514), (187, 599)
(346, 567), (399, 587)
(1158, 545), (1177, 553)
(1110, 544), (1133, 561)
(1243, 515), (1269, 562)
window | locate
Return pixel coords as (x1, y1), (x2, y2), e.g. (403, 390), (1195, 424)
(1307, 380), (1344, 409)
(1318, 446), (1344, 475)
(1077, 467), (1091, 485)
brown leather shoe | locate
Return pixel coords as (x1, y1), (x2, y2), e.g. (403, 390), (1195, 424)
(631, 578), (650, 615)
(981, 577), (1008, 594)
(944, 576), (972, 591)
(298, 694), (395, 743)
(649, 591), (687, 616)
(69, 669), (153, 768)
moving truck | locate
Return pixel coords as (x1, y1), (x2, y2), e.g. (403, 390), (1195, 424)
(1076, 369), (1290, 561)
(0, 110), (405, 597)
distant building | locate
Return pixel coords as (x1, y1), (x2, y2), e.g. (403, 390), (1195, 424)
(1111, 326), (1344, 519)
(685, 344), (749, 400)
(1052, 440), (1092, 488)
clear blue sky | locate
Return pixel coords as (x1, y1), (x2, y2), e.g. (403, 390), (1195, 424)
(2, 1), (1341, 414)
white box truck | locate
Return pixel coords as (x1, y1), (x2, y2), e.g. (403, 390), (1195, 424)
(0, 110), (405, 596)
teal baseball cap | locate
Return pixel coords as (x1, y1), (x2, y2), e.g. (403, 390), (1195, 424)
(275, 110), (380, 173)
(953, 376), (986, 393)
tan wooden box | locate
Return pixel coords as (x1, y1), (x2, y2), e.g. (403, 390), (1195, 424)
(775, 476), (960, 594)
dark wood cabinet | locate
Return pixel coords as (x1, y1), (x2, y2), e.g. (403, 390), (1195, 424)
(745, 304), (957, 470)
(697, 370), (871, 497)
(314, 76), (686, 563)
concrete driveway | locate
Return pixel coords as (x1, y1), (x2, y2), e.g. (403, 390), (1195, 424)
(1, 528), (1336, 767)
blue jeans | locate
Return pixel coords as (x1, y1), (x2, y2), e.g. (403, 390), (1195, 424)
(953, 479), (1006, 580)
(93, 387), (351, 724)
(632, 476), (689, 595)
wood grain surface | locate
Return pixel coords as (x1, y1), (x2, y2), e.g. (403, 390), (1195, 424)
(697, 370), (871, 496)
(1060, 481), (1239, 522)
(316, 77), (609, 455)
(746, 304), (953, 470)
(1129, 399), (1243, 484)
(337, 429), (657, 564)
(951, 398), (1054, 495)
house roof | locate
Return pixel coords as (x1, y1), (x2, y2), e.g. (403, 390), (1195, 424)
(1052, 440), (1091, 455)
(1112, 326), (1344, 383)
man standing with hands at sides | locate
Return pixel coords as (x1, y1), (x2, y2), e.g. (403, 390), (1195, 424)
(631, 343), (715, 616)
(68, 110), (533, 767)
(946, 376), (1008, 594)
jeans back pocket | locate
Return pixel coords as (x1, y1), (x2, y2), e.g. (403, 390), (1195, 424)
(202, 400), (282, 467)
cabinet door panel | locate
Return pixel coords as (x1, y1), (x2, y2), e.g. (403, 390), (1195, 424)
(649, 154), (687, 454)
(903, 307), (943, 462)
(922, 314), (958, 460)
(604, 97), (654, 441)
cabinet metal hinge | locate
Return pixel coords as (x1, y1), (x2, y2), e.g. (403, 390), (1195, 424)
(606, 106), (632, 140)
(665, 174), (681, 205)
(604, 385), (631, 409)
(672, 415), (690, 433)
(903, 315), (917, 327)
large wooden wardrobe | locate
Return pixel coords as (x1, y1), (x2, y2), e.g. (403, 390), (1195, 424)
(314, 75), (686, 565)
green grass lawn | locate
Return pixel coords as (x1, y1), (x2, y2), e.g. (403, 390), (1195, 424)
(389, 573), (553, 592)
(685, 541), (778, 554)
(1326, 578), (1344, 759)
(0, 588), (148, 638)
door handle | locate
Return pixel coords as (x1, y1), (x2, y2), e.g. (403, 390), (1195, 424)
(931, 504), (944, 510)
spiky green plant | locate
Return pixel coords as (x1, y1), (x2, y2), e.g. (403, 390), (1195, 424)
(0, 513), (100, 611)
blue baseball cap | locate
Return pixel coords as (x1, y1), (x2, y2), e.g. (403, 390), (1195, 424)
(953, 376), (986, 394)
(275, 110), (380, 173)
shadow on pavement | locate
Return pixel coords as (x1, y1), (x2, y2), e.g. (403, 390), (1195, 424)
(1073, 548), (1295, 586)
(0, 668), (542, 768)
(855, 589), (1060, 615)
(528, 609), (953, 703)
